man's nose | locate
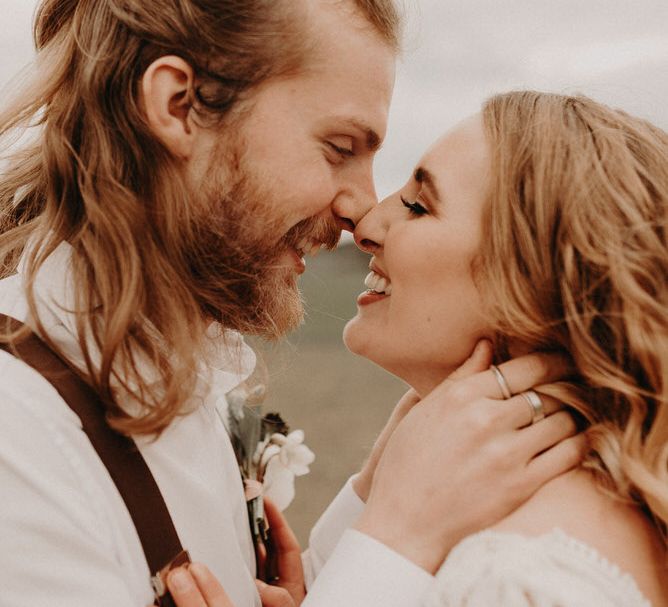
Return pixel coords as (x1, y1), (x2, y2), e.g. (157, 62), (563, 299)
(332, 194), (376, 232)
(331, 175), (377, 232)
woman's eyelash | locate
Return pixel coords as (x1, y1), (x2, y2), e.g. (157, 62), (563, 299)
(400, 196), (428, 216)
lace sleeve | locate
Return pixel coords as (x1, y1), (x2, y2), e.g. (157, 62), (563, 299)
(422, 529), (650, 607)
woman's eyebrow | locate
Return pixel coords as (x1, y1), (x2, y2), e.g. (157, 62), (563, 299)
(414, 166), (441, 202)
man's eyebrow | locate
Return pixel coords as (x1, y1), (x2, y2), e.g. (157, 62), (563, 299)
(414, 166), (441, 202)
(341, 119), (382, 152)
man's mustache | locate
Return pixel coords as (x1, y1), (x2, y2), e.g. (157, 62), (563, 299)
(282, 216), (341, 251)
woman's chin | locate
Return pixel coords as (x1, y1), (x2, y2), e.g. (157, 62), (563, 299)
(342, 316), (369, 357)
(343, 318), (388, 366)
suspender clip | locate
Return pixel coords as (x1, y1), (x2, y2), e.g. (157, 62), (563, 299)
(151, 549), (192, 607)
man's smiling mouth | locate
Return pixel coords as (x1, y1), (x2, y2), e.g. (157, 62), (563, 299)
(296, 237), (326, 257)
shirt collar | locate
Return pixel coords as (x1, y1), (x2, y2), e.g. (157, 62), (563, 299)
(18, 240), (256, 411)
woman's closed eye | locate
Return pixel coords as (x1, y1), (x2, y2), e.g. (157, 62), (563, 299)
(400, 195), (429, 216)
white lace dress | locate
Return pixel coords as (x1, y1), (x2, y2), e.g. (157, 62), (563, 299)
(424, 528), (651, 607)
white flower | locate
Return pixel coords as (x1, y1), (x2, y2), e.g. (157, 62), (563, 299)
(260, 430), (315, 511)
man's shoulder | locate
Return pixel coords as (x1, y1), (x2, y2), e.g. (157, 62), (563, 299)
(0, 347), (81, 430)
(0, 348), (96, 511)
(0, 272), (28, 314)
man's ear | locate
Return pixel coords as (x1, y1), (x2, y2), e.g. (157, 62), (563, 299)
(141, 55), (197, 158)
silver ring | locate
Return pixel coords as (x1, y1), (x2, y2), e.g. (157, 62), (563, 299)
(490, 364), (512, 399)
(521, 390), (546, 425)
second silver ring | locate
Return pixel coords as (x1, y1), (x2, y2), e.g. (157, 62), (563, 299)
(521, 390), (546, 425)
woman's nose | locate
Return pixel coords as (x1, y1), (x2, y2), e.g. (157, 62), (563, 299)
(353, 222), (379, 254)
(353, 194), (394, 253)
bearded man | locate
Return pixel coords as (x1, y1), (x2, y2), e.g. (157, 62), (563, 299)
(0, 1), (584, 606)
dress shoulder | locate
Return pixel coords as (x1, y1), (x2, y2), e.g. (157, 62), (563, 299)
(424, 528), (651, 607)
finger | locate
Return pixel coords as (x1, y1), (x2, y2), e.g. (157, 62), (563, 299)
(502, 391), (563, 429)
(492, 352), (574, 397)
(526, 433), (588, 486)
(255, 580), (296, 607)
(264, 499), (301, 557)
(454, 352), (573, 402)
(448, 339), (494, 381)
(264, 499), (305, 602)
(167, 567), (207, 607)
(519, 410), (578, 458)
(392, 388), (421, 418)
(189, 563), (236, 607)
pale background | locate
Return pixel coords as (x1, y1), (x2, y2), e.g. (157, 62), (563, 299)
(1, 0), (667, 542)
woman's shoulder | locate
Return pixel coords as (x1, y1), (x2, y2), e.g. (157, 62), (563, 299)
(428, 525), (652, 607)
(485, 468), (668, 605)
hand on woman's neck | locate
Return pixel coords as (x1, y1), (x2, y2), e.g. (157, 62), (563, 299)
(406, 339), (496, 399)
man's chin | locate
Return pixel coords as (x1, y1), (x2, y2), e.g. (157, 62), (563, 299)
(247, 309), (304, 340)
(245, 283), (305, 340)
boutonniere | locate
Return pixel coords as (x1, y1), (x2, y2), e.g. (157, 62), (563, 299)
(222, 381), (315, 580)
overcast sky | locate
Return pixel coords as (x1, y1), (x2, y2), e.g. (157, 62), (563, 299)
(1, 0), (667, 198)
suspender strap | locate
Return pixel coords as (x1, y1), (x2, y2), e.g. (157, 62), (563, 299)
(0, 314), (189, 605)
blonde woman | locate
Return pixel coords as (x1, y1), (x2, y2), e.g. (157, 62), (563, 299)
(343, 91), (668, 605)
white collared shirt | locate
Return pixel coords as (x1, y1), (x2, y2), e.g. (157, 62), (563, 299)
(0, 243), (434, 606)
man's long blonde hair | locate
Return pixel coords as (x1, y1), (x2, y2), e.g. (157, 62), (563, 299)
(0, 0), (400, 436)
(480, 91), (668, 541)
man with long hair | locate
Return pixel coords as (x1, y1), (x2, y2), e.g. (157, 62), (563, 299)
(0, 1), (584, 606)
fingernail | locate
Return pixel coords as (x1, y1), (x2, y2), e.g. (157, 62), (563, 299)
(255, 579), (268, 590)
(189, 562), (207, 580)
(169, 568), (192, 593)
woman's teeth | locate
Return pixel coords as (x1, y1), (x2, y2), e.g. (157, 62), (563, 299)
(296, 238), (324, 257)
(364, 270), (392, 295)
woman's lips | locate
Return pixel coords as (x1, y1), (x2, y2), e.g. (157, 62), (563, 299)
(357, 290), (389, 306)
(358, 264), (392, 306)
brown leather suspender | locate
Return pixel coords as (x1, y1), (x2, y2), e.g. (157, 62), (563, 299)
(0, 314), (190, 606)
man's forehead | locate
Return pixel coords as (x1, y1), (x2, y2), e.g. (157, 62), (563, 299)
(283, 0), (395, 148)
(299, 0), (397, 79)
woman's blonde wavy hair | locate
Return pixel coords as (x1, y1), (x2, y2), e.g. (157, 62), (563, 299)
(0, 0), (400, 436)
(479, 91), (668, 542)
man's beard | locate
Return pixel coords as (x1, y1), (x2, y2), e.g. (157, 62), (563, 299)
(185, 151), (340, 339)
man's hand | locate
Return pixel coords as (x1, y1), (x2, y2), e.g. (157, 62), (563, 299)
(264, 498), (306, 605)
(355, 349), (587, 574)
(164, 500), (304, 607)
(166, 563), (236, 607)
(165, 563), (297, 607)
